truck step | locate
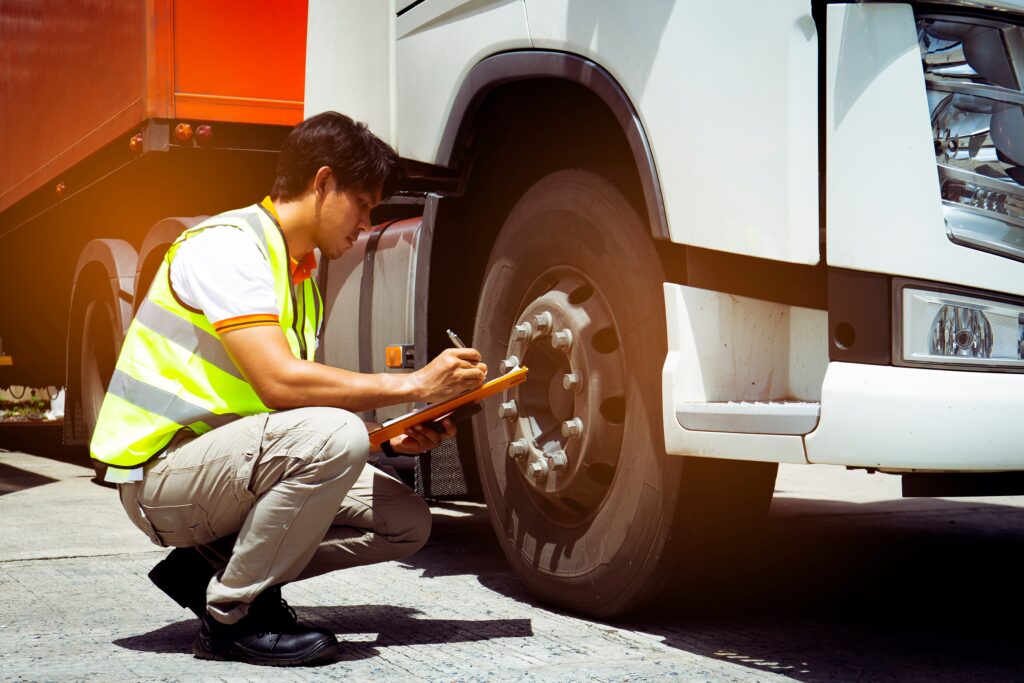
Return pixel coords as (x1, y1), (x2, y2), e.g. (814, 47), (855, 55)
(676, 400), (820, 435)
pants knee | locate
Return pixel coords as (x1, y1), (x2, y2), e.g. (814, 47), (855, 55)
(311, 408), (370, 475)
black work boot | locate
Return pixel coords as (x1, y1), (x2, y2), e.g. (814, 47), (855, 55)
(147, 547), (216, 618)
(192, 586), (338, 666)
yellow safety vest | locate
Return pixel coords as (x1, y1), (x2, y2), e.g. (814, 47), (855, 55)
(89, 199), (322, 469)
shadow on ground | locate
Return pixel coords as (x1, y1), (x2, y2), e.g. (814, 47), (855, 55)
(459, 496), (1024, 682)
(0, 423), (86, 466)
(0, 461), (58, 496)
(113, 604), (533, 664)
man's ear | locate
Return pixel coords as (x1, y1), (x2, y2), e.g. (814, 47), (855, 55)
(313, 166), (333, 200)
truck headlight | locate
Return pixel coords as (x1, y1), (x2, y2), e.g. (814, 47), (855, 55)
(918, 14), (1024, 263)
(899, 282), (1024, 370)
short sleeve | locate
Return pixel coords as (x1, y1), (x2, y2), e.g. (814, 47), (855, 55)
(169, 227), (281, 333)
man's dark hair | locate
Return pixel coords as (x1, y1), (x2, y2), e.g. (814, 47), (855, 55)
(271, 111), (399, 201)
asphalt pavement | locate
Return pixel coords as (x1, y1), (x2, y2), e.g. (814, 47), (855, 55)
(1, 433), (1023, 682)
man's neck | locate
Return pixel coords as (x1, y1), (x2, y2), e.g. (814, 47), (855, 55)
(272, 197), (315, 258)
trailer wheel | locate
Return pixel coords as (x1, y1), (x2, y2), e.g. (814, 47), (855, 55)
(471, 169), (777, 617)
(79, 297), (118, 439)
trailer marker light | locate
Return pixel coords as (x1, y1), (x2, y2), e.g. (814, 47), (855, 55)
(195, 125), (213, 144)
(174, 123), (193, 143)
(129, 134), (143, 154)
(55, 182), (66, 199)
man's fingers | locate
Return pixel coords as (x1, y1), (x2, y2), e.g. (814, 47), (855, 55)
(458, 369), (486, 385)
(447, 347), (482, 363)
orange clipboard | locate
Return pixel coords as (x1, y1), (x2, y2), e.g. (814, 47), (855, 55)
(369, 366), (528, 447)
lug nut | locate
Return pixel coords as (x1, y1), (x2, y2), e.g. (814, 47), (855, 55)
(551, 329), (573, 351)
(561, 417), (583, 439)
(499, 355), (520, 374)
(509, 438), (530, 459)
(531, 311), (553, 334)
(563, 372), (582, 392)
(545, 449), (568, 471)
(498, 400), (518, 420)
(528, 460), (549, 480)
(512, 322), (533, 341)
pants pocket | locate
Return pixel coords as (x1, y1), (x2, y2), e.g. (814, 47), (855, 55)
(139, 502), (217, 547)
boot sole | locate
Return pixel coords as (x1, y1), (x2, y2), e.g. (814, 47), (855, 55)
(193, 637), (338, 667)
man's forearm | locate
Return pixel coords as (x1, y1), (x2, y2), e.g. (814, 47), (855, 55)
(258, 358), (421, 412)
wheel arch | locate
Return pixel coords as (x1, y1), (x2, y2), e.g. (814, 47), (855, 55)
(438, 50), (668, 241)
(427, 52), (672, 358)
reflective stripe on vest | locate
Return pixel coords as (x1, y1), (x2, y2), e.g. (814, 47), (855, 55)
(89, 202), (322, 469)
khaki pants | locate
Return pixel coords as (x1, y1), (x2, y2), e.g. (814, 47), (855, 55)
(118, 407), (431, 624)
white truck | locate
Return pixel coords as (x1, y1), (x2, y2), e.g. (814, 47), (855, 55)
(33, 0), (1024, 618)
(304, 0), (1024, 617)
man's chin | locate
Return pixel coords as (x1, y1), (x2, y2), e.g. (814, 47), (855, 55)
(324, 243), (349, 259)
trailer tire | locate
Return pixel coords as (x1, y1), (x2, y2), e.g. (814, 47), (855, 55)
(471, 169), (777, 617)
(79, 297), (119, 441)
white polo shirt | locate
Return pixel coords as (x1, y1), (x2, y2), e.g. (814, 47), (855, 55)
(104, 205), (319, 483)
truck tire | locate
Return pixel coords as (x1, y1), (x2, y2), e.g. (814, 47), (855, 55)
(471, 169), (777, 617)
(79, 297), (118, 439)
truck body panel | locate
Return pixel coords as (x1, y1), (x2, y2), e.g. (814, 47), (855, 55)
(349, 0), (821, 265)
(395, 0), (533, 163)
(305, 0), (396, 145)
(0, 0), (306, 215)
(523, 0), (821, 264)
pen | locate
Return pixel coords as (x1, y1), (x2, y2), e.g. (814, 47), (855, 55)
(446, 328), (466, 348)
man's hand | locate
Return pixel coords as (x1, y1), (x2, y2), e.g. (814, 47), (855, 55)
(409, 348), (487, 403)
(388, 417), (456, 454)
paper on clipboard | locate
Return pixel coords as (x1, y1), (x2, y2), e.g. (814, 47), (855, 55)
(368, 365), (528, 446)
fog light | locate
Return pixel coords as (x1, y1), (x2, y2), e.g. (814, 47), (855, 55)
(931, 304), (993, 358)
(902, 286), (1024, 369)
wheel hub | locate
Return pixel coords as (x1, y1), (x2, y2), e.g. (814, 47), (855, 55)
(498, 270), (626, 522)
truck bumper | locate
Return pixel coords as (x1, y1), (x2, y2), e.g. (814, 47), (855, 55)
(804, 362), (1024, 471)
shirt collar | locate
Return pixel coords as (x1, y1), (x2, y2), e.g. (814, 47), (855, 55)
(262, 196), (317, 286)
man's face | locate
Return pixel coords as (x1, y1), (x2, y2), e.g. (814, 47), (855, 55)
(315, 175), (382, 260)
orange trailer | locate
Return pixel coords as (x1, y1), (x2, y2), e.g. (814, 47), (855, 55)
(1, 0), (306, 214)
(0, 0), (307, 437)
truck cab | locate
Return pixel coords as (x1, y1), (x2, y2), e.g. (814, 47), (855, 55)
(309, 0), (1024, 616)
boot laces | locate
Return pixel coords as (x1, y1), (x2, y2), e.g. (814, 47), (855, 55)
(252, 588), (299, 634)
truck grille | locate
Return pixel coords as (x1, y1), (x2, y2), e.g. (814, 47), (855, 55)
(918, 12), (1024, 263)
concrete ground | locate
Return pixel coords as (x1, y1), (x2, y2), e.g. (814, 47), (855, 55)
(1, 438), (1023, 682)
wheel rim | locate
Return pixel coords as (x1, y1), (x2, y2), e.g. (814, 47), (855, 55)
(497, 266), (627, 525)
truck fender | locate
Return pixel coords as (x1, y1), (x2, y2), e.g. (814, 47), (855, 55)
(437, 50), (669, 240)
